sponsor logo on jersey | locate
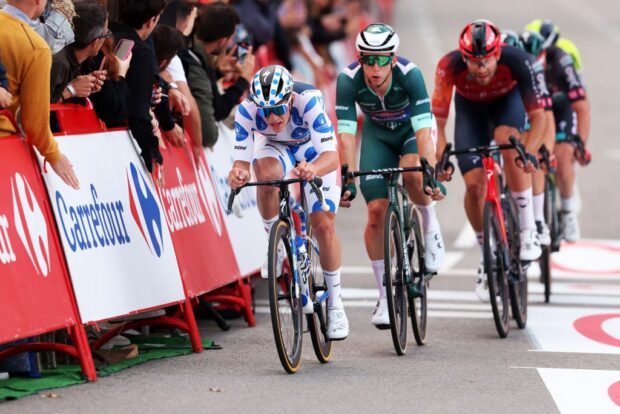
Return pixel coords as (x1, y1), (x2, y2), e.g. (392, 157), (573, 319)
(312, 113), (332, 134)
(127, 163), (164, 257)
(320, 137), (333, 143)
(9, 174), (50, 275)
(234, 145), (247, 151)
(415, 98), (430, 106)
(564, 66), (580, 89)
(292, 127), (310, 140)
(335, 105), (349, 111)
(234, 121), (249, 141)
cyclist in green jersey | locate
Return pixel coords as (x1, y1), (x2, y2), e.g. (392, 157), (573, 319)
(336, 23), (445, 329)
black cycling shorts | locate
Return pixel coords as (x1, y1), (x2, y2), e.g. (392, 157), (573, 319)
(454, 87), (526, 174)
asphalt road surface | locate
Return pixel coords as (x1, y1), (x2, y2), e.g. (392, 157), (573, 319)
(4, 0), (620, 413)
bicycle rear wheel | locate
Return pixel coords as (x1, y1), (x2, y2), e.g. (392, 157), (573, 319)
(384, 208), (408, 355)
(407, 207), (427, 346)
(540, 176), (554, 303)
(505, 197), (527, 329)
(306, 226), (333, 363)
(483, 202), (510, 338)
(268, 220), (303, 374)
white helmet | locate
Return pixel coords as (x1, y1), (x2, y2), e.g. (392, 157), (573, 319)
(250, 65), (294, 107)
(355, 23), (400, 54)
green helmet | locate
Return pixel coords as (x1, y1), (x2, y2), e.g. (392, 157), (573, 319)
(501, 30), (524, 50)
(520, 31), (545, 57)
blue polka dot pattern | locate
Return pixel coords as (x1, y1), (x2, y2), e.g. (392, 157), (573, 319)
(303, 96), (318, 114)
(234, 122), (249, 141)
(238, 104), (253, 121)
(312, 199), (336, 213)
(291, 107), (303, 126)
(256, 115), (268, 131)
(304, 147), (318, 162)
(278, 155), (287, 175)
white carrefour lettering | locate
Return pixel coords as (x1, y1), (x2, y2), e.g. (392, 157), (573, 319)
(160, 168), (206, 233)
(0, 214), (16, 265)
(11, 173), (50, 276)
(195, 159), (224, 236)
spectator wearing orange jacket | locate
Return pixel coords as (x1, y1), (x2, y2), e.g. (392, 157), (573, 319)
(0, 0), (79, 189)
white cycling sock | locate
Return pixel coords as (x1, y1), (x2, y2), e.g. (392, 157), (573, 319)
(262, 215), (279, 234)
(324, 268), (343, 309)
(561, 195), (577, 212)
(416, 202), (440, 234)
(533, 193), (545, 224)
(511, 189), (536, 231)
(371, 260), (386, 299)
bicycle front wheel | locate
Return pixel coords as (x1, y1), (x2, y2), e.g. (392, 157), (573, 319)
(306, 226), (333, 363)
(483, 202), (510, 338)
(407, 207), (427, 346)
(384, 208), (408, 355)
(505, 197), (527, 329)
(268, 220), (303, 374)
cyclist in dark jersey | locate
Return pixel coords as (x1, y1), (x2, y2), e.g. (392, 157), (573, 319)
(520, 30), (591, 242)
(432, 20), (549, 301)
(336, 23), (445, 328)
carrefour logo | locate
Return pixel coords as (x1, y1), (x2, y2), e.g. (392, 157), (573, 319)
(127, 162), (164, 257)
(10, 173), (51, 276)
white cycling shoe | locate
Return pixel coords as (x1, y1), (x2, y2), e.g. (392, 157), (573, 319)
(371, 298), (390, 330)
(424, 230), (445, 273)
(475, 262), (490, 303)
(327, 307), (349, 340)
(536, 221), (551, 247)
(562, 211), (581, 242)
(260, 243), (286, 279)
(519, 229), (542, 261)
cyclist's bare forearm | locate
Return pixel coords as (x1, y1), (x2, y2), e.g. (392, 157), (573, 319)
(524, 109), (546, 154)
(311, 150), (339, 177)
(572, 98), (590, 144)
(338, 132), (357, 182)
(416, 127), (436, 165)
(435, 117), (448, 158)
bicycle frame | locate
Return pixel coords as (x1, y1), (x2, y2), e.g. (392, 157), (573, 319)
(482, 156), (509, 246)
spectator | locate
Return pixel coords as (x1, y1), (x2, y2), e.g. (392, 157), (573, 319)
(34, 0), (76, 54)
(180, 2), (254, 148)
(50, 1), (110, 103)
(111, 0), (185, 173)
(0, 58), (11, 108)
(0, 0), (79, 189)
(156, 1), (203, 161)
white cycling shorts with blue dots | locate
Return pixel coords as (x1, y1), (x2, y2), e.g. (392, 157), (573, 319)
(252, 135), (340, 214)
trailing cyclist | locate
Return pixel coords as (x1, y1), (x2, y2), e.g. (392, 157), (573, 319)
(432, 20), (550, 301)
(227, 65), (349, 340)
(336, 23), (446, 329)
(521, 23), (591, 242)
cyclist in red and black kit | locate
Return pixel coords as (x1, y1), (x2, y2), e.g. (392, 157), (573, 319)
(520, 30), (591, 242)
(432, 20), (549, 300)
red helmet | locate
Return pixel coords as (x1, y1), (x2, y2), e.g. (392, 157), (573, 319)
(459, 20), (502, 59)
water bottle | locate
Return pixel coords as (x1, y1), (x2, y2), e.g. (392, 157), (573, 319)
(296, 236), (314, 314)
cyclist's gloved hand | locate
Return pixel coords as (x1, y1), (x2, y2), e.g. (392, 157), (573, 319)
(423, 175), (447, 200)
(576, 147), (592, 166)
(340, 181), (357, 207)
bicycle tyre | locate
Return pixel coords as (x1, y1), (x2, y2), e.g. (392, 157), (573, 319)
(268, 220), (303, 374)
(407, 207), (427, 346)
(505, 196), (527, 329)
(384, 208), (408, 355)
(483, 201), (510, 338)
(306, 225), (333, 363)
(541, 176), (554, 303)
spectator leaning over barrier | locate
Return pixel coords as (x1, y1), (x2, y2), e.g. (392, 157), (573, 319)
(0, 58), (11, 108)
(156, 1), (203, 162)
(112, 0), (186, 173)
(50, 1), (110, 104)
(0, 0), (79, 189)
(181, 2), (254, 148)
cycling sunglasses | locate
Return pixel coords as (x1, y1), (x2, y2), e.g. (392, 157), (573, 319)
(258, 102), (290, 118)
(359, 54), (393, 67)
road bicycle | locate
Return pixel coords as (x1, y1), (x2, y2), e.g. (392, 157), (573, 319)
(228, 177), (331, 373)
(437, 137), (534, 338)
(342, 158), (436, 355)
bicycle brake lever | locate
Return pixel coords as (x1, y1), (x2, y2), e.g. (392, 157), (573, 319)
(227, 188), (240, 215)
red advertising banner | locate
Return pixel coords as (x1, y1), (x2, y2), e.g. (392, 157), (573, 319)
(156, 141), (241, 297)
(0, 135), (82, 343)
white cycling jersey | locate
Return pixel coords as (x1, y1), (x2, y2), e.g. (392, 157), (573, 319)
(233, 82), (337, 163)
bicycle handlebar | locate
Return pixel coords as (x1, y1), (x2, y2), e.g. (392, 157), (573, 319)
(227, 176), (328, 216)
(566, 134), (591, 165)
(341, 158), (436, 195)
(538, 144), (555, 173)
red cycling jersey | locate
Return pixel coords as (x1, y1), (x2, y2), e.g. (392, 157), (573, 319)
(432, 46), (550, 119)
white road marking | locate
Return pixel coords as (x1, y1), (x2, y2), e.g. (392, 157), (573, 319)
(538, 368), (620, 413)
(527, 307), (620, 354)
(454, 224), (477, 249)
